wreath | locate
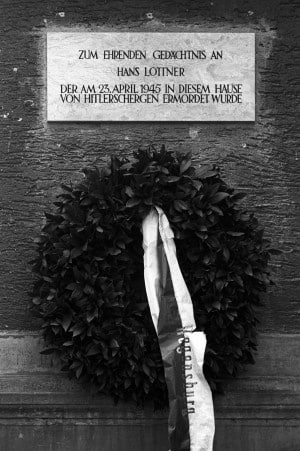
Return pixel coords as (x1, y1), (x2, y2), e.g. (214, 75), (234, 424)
(31, 146), (274, 408)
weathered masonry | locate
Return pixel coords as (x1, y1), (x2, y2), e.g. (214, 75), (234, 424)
(0, 1), (299, 450)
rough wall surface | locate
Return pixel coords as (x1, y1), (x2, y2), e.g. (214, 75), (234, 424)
(0, 1), (299, 450)
(0, 0), (299, 332)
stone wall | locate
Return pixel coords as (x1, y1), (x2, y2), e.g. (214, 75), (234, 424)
(0, 1), (299, 450)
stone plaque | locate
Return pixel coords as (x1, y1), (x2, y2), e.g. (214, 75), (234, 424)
(47, 32), (255, 121)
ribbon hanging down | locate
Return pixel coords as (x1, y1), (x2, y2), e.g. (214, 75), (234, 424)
(142, 207), (215, 451)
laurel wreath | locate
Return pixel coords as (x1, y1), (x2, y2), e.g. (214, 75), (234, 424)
(31, 146), (274, 408)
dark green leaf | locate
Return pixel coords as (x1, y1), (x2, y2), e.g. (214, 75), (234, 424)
(211, 192), (229, 204)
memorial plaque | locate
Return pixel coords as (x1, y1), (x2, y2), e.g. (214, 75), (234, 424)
(47, 32), (255, 121)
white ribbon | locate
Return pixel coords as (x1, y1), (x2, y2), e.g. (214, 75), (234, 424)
(142, 207), (215, 451)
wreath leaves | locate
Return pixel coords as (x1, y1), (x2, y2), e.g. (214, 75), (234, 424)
(30, 146), (273, 408)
